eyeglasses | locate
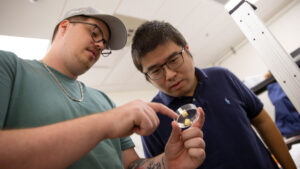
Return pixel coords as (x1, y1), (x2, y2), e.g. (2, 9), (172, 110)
(69, 21), (112, 57)
(145, 48), (185, 80)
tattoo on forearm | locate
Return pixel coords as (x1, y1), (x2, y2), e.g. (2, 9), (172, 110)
(147, 161), (161, 169)
(162, 155), (166, 169)
(128, 156), (167, 169)
(128, 159), (145, 169)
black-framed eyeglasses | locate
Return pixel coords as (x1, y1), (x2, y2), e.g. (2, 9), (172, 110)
(144, 48), (185, 80)
(69, 21), (112, 57)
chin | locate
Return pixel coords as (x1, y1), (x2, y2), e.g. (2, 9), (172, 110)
(83, 59), (95, 68)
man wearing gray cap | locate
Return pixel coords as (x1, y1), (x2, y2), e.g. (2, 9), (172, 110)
(0, 7), (205, 169)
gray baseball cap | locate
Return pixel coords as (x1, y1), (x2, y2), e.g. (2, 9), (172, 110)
(60, 7), (127, 50)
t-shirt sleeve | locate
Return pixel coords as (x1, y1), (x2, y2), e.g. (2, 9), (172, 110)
(0, 50), (18, 128)
(120, 136), (135, 151)
(225, 68), (263, 119)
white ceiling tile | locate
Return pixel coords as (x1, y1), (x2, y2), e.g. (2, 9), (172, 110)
(255, 0), (293, 21)
(0, 0), (66, 39)
(177, 0), (226, 41)
(189, 15), (245, 67)
(63, 0), (121, 14)
(117, 0), (165, 20)
(151, 0), (200, 25)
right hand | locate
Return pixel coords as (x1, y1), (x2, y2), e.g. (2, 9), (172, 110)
(104, 100), (178, 138)
(164, 107), (206, 169)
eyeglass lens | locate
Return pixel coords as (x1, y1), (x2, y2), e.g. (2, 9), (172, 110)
(90, 26), (111, 56)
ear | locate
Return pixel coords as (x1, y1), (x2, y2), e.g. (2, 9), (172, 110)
(58, 20), (70, 34)
(185, 45), (190, 51)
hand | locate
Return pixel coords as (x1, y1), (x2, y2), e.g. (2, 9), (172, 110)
(104, 100), (178, 138)
(164, 107), (206, 169)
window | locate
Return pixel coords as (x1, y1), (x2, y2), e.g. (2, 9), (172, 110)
(0, 35), (49, 60)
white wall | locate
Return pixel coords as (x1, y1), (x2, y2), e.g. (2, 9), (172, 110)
(216, 0), (300, 120)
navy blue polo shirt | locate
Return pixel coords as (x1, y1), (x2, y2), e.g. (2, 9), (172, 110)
(142, 67), (279, 169)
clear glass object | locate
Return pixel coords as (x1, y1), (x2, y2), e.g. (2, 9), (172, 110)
(175, 103), (199, 128)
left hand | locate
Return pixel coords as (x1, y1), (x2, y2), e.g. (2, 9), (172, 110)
(164, 107), (206, 169)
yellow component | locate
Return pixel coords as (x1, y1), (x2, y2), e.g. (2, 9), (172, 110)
(182, 109), (189, 117)
(184, 118), (191, 126)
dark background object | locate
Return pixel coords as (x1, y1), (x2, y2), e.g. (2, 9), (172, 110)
(250, 47), (300, 95)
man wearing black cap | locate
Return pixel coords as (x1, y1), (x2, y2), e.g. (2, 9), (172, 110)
(0, 7), (205, 169)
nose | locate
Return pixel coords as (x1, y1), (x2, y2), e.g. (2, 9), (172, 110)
(163, 65), (177, 81)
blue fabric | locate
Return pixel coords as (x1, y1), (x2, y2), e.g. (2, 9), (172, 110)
(267, 82), (300, 137)
(142, 67), (279, 169)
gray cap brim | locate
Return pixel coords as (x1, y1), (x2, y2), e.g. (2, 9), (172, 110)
(88, 14), (127, 50)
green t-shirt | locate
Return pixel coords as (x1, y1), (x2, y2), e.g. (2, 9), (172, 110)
(0, 50), (135, 169)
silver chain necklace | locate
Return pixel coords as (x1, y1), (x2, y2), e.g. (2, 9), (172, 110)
(42, 62), (84, 102)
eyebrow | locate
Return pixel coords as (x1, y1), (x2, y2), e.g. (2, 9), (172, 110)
(146, 50), (180, 72)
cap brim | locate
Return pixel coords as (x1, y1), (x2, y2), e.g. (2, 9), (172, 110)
(89, 14), (127, 50)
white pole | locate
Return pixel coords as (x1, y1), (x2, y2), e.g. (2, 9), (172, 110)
(225, 0), (300, 113)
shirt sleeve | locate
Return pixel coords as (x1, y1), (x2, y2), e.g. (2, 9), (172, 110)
(225, 68), (263, 119)
(0, 50), (18, 128)
(120, 136), (135, 151)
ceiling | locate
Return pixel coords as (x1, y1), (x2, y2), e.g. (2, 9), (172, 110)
(0, 0), (293, 93)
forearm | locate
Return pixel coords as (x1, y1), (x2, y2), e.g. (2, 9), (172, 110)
(0, 100), (178, 169)
(252, 110), (296, 169)
(0, 112), (111, 169)
(257, 122), (296, 169)
(128, 153), (168, 169)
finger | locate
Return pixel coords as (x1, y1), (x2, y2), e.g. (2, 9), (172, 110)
(133, 110), (157, 136)
(182, 128), (203, 141)
(184, 137), (205, 149)
(144, 104), (160, 127)
(133, 119), (156, 136)
(191, 107), (205, 129)
(167, 121), (182, 144)
(148, 102), (178, 119)
(141, 104), (157, 128)
(188, 148), (206, 160)
(135, 100), (159, 128)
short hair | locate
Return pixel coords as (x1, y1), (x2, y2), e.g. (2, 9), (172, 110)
(51, 15), (90, 43)
(131, 20), (191, 73)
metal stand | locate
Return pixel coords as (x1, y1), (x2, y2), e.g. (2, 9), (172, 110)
(225, 0), (300, 113)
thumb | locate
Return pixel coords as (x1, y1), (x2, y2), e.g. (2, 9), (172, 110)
(168, 121), (182, 144)
(192, 107), (205, 129)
